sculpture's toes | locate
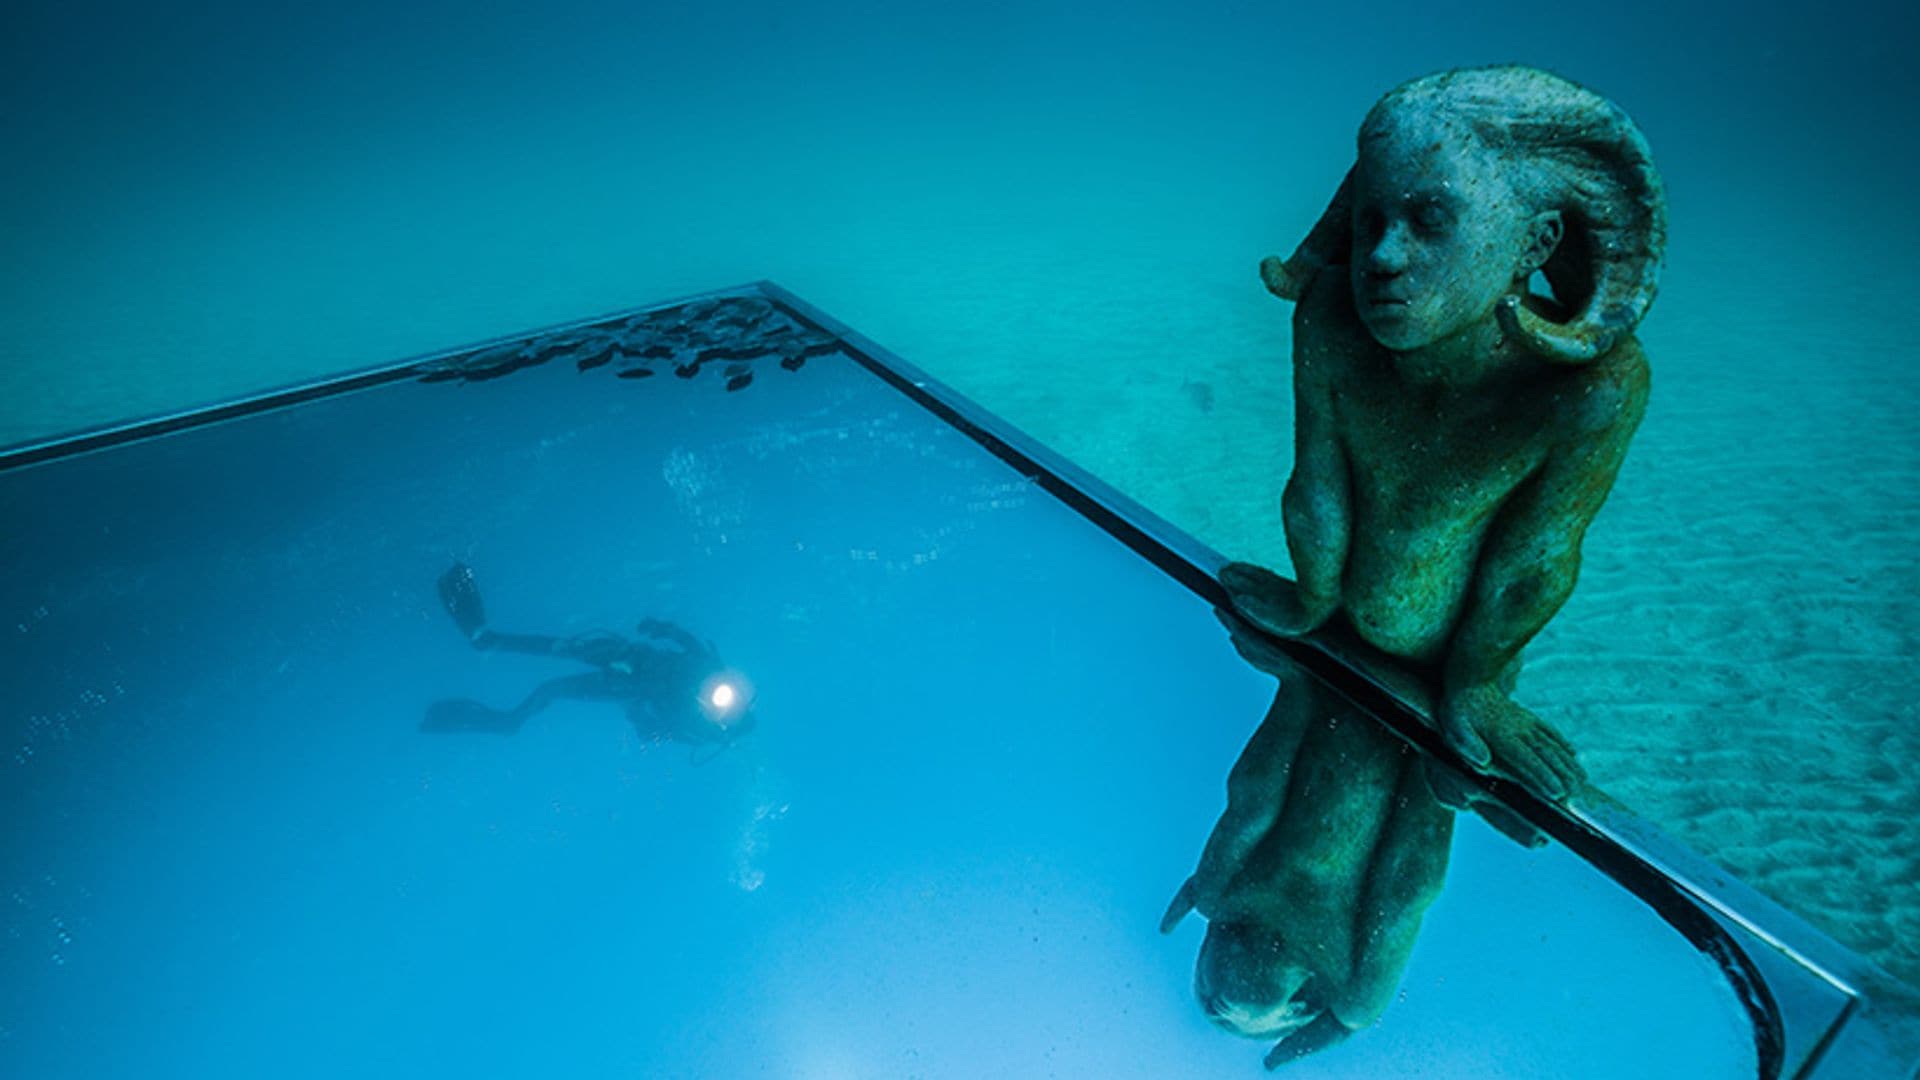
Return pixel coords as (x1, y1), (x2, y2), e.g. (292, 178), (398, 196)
(1421, 758), (1479, 811)
(1487, 727), (1587, 804)
(1492, 735), (1567, 802)
(1439, 708), (1494, 769)
(1424, 759), (1548, 847)
(1524, 724), (1588, 801)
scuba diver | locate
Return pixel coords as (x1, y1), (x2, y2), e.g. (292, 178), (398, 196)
(423, 562), (757, 760)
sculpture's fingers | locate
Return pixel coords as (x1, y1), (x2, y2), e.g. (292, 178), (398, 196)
(1258, 257), (1294, 300)
(1214, 608), (1295, 674)
(1238, 598), (1296, 639)
(1218, 563), (1316, 638)
(1219, 560), (1293, 599)
(1159, 877), (1198, 934)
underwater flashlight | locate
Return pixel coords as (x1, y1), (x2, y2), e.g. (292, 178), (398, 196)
(698, 671), (754, 728)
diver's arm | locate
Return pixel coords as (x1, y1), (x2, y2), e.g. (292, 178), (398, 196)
(471, 630), (568, 655)
(475, 630), (628, 668)
(635, 618), (709, 657)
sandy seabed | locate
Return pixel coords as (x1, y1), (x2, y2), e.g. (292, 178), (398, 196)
(5, 225), (1915, 998)
(893, 255), (1920, 994)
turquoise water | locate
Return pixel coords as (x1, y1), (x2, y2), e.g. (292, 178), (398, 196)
(0, 307), (1771, 1076)
(4, 0), (1917, 1032)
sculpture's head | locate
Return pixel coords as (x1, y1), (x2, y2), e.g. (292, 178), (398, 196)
(1194, 921), (1327, 1040)
(1271, 65), (1666, 364)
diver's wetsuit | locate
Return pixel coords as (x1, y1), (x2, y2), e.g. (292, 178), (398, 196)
(424, 563), (742, 746)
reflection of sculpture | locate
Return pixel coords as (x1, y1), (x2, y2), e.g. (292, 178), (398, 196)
(1166, 614), (1540, 1068)
(1227, 65), (1665, 800)
(1164, 672), (1451, 1066)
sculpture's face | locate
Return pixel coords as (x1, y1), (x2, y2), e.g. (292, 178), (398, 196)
(1195, 922), (1324, 1040)
(1350, 113), (1538, 353)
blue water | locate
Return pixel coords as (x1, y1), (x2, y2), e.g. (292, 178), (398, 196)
(3, 0), (1918, 1062)
(5, 0), (1915, 441)
(0, 330), (1762, 1076)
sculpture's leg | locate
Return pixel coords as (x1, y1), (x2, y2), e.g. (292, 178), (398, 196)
(1179, 675), (1318, 925)
(1332, 756), (1456, 1029)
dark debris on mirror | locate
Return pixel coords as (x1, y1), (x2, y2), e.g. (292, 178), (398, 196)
(415, 296), (843, 391)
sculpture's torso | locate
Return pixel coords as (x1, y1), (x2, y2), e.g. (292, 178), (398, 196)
(1297, 274), (1611, 665)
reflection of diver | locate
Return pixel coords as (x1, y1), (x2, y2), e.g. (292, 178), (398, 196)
(422, 563), (756, 760)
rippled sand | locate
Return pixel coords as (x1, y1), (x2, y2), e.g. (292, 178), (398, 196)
(926, 261), (1920, 992)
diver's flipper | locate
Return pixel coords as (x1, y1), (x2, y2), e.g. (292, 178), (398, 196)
(421, 698), (521, 734)
(439, 563), (488, 641)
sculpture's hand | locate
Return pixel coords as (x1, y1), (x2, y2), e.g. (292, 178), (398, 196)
(1438, 684), (1586, 803)
(1219, 562), (1332, 640)
(1259, 256), (1307, 301)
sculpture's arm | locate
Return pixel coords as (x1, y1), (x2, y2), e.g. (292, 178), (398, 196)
(1439, 352), (1649, 773)
(1280, 303), (1351, 632)
(1443, 358), (1647, 692)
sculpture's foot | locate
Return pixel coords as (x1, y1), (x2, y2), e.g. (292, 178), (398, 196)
(1422, 759), (1549, 848)
(1440, 686), (1585, 803)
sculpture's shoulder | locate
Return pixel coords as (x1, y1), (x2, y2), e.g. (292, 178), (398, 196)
(1557, 333), (1651, 439)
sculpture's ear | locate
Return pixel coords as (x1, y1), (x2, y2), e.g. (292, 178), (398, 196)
(1516, 210), (1564, 280)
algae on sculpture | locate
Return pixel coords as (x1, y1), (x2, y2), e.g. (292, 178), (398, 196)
(1227, 63), (1665, 799)
(1179, 64), (1667, 1066)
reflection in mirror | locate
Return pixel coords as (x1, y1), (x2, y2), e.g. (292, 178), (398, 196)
(1165, 610), (1548, 1069)
(422, 562), (758, 763)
